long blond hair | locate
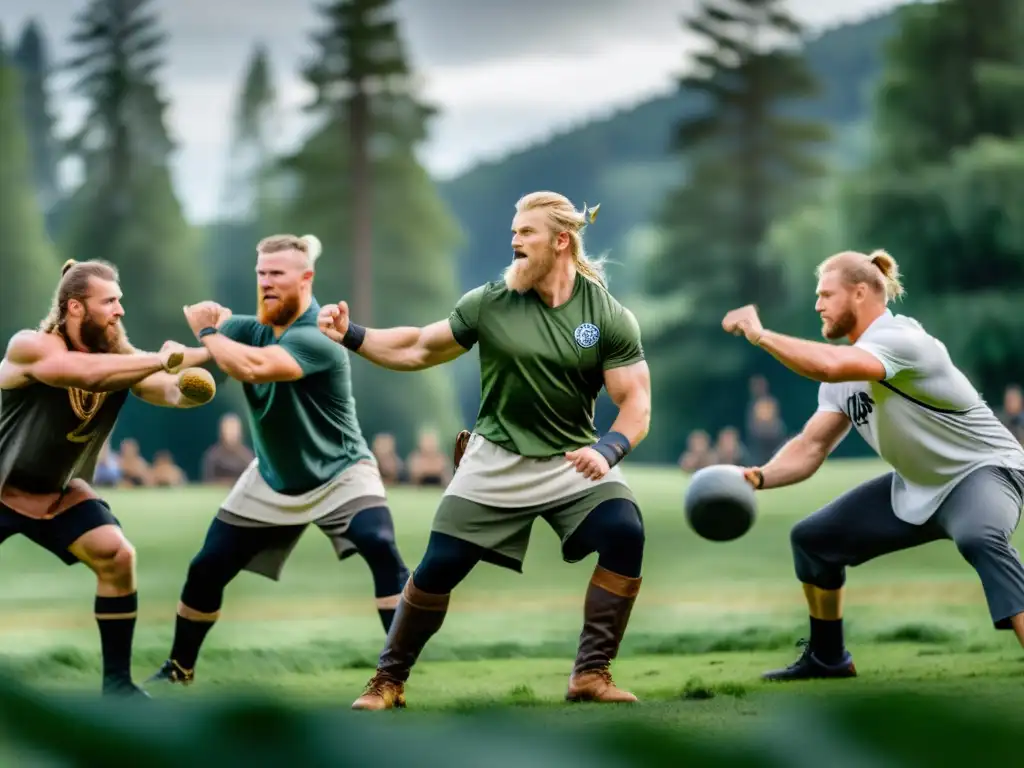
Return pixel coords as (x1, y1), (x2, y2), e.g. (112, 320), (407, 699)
(514, 191), (606, 287)
(816, 249), (906, 303)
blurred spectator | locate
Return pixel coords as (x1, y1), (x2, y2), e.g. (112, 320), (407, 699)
(92, 439), (122, 487)
(406, 428), (451, 486)
(201, 413), (255, 485)
(679, 430), (716, 473)
(372, 432), (404, 485)
(999, 385), (1024, 445)
(118, 438), (151, 486)
(715, 426), (749, 465)
(747, 395), (787, 464)
(151, 450), (186, 487)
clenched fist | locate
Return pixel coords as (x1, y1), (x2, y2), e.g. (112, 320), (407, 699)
(318, 301), (350, 344)
(565, 446), (610, 481)
(722, 304), (764, 345)
(183, 301), (232, 337)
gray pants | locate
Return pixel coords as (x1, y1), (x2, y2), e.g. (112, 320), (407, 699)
(792, 465), (1024, 629)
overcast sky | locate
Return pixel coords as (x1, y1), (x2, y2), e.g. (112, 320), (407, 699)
(4, 0), (906, 222)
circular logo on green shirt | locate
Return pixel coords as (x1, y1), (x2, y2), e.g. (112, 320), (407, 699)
(574, 322), (600, 348)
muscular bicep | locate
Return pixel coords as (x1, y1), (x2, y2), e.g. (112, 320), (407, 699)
(801, 409), (851, 456)
(603, 360), (650, 407)
(416, 320), (470, 368)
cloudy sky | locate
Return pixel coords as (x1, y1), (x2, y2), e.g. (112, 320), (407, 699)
(5, 0), (905, 222)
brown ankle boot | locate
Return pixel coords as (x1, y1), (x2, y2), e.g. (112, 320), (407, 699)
(566, 565), (641, 704)
(351, 579), (449, 711)
(351, 672), (406, 711)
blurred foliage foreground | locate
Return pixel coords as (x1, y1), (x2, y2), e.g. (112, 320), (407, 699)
(0, 668), (1019, 767)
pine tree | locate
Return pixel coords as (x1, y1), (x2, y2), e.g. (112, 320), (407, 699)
(12, 20), (61, 215)
(304, 0), (434, 324)
(0, 43), (61, 345)
(221, 44), (280, 223)
(283, 0), (464, 450)
(209, 44), (282, 315)
(640, 0), (831, 457)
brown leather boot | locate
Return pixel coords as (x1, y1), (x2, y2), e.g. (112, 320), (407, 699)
(351, 673), (406, 711)
(351, 579), (449, 711)
(566, 565), (641, 704)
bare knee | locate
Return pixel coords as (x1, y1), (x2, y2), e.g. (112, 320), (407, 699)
(72, 526), (136, 590)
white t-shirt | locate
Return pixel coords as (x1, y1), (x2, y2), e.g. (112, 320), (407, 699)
(817, 310), (1024, 524)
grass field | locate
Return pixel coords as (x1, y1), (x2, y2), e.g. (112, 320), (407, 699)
(3, 459), (1024, 733)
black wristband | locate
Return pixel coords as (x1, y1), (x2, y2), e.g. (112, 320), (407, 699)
(752, 468), (765, 489)
(342, 322), (366, 351)
(592, 431), (631, 468)
(197, 326), (218, 340)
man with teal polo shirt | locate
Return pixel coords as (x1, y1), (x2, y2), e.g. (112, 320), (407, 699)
(147, 234), (410, 688)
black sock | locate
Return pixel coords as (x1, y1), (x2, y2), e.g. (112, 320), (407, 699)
(378, 608), (396, 632)
(95, 593), (137, 683)
(170, 614), (217, 669)
(809, 616), (845, 663)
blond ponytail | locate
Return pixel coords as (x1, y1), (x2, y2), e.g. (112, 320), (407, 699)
(301, 234), (323, 264)
(869, 249), (905, 302)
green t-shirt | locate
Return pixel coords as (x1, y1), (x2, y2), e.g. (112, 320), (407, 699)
(449, 273), (645, 458)
(219, 302), (373, 494)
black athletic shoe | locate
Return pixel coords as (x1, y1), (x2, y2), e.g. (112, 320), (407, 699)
(146, 659), (195, 687)
(762, 639), (857, 682)
(102, 677), (151, 698)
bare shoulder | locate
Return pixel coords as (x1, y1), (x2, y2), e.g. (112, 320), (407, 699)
(4, 330), (60, 365)
(1, 331), (55, 389)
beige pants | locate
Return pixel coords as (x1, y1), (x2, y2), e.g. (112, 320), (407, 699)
(220, 459), (387, 525)
(444, 432), (629, 508)
(434, 433), (636, 570)
(216, 459), (388, 579)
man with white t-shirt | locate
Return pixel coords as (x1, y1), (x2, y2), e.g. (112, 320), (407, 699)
(721, 249), (1024, 681)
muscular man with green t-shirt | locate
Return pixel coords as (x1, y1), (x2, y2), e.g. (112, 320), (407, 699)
(319, 191), (652, 709)
(147, 234), (410, 688)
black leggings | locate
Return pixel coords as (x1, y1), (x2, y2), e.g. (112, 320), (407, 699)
(181, 506), (408, 613)
(412, 498), (644, 595)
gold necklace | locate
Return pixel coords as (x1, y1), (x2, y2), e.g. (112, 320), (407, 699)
(53, 329), (108, 438)
(68, 387), (107, 421)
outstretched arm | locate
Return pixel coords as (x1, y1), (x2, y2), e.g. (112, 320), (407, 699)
(722, 305), (885, 383)
(349, 321), (468, 371)
(319, 302), (469, 372)
(755, 331), (885, 383)
(0, 331), (173, 392)
(748, 410), (851, 490)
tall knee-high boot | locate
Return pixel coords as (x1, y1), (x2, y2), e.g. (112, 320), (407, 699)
(352, 578), (449, 711)
(566, 565), (642, 703)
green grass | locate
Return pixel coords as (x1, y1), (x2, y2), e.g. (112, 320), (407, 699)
(3, 458), (1024, 730)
